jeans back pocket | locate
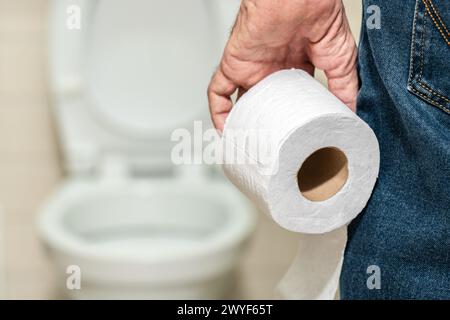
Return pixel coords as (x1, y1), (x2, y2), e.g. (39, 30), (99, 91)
(408, 0), (450, 114)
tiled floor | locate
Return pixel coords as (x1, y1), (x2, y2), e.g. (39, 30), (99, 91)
(0, 0), (361, 300)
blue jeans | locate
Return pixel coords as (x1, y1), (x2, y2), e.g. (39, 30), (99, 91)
(340, 0), (450, 299)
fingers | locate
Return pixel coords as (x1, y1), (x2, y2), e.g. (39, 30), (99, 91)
(311, 10), (359, 112)
(325, 39), (358, 112)
(207, 67), (237, 131)
(326, 62), (358, 112)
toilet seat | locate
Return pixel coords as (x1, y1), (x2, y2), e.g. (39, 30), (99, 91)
(40, 0), (253, 299)
(49, 0), (240, 173)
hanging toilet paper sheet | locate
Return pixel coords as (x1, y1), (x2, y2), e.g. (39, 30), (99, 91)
(222, 69), (380, 300)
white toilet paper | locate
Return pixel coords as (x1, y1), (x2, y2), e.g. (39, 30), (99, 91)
(222, 69), (380, 299)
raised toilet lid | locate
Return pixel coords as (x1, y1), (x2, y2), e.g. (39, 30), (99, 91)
(49, 0), (239, 172)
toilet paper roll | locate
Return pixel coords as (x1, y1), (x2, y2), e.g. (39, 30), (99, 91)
(222, 69), (380, 299)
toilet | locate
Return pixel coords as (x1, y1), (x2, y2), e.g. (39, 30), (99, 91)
(38, 0), (254, 299)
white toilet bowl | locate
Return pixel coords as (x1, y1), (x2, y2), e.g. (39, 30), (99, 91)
(39, 0), (252, 299)
(39, 178), (253, 299)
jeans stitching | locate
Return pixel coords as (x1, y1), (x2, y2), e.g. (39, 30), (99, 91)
(418, 10), (450, 103)
(427, 0), (449, 36)
(411, 87), (450, 113)
(421, 0), (449, 45)
(418, 83), (450, 103)
(409, 0), (450, 110)
(407, 0), (420, 88)
(419, 11), (427, 80)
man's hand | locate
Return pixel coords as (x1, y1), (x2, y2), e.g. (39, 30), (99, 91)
(207, 0), (358, 131)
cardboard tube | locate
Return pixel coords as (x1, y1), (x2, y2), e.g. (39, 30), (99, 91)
(297, 147), (349, 202)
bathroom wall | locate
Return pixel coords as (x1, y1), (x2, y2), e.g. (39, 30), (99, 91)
(0, 0), (61, 298)
(0, 0), (361, 299)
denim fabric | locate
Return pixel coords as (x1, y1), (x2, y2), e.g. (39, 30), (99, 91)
(340, 0), (450, 299)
